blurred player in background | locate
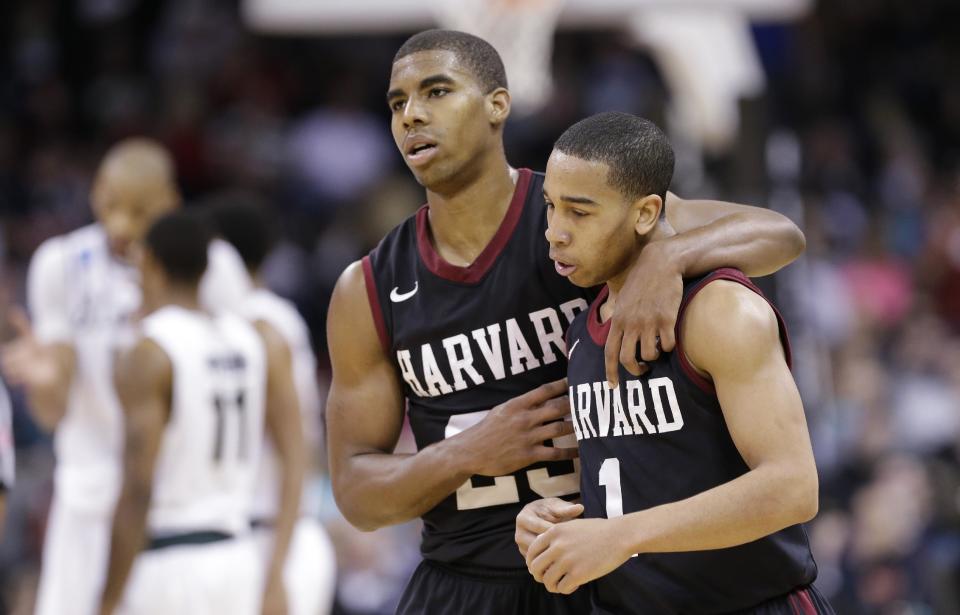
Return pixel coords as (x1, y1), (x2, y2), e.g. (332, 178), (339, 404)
(0, 139), (249, 615)
(209, 195), (337, 615)
(519, 112), (832, 613)
(98, 211), (304, 615)
(327, 30), (807, 614)
(0, 376), (13, 530)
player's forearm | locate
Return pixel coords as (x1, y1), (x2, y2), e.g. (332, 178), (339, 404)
(333, 440), (474, 531)
(662, 211), (805, 278)
(618, 462), (818, 555)
(100, 485), (150, 614)
(265, 443), (305, 583)
(25, 346), (74, 431)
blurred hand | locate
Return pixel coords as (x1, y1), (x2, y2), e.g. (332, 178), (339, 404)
(516, 497), (584, 558)
(1, 308), (62, 390)
(604, 240), (682, 387)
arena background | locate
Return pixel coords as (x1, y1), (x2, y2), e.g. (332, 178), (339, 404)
(1, 0), (959, 612)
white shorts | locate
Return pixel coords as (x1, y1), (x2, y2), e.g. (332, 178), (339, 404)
(35, 495), (110, 615)
(253, 517), (337, 615)
(119, 535), (260, 615)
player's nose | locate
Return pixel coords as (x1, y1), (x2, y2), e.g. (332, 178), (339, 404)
(400, 97), (428, 129)
(545, 224), (570, 246)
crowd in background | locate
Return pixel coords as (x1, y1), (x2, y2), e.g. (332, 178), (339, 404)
(1, 0), (959, 613)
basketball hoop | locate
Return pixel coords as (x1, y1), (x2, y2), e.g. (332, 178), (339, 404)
(433, 0), (565, 117)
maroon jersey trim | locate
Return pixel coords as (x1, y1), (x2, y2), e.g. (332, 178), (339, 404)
(586, 284), (612, 346)
(415, 168), (533, 284)
(361, 255), (390, 354)
(674, 268), (793, 395)
(789, 588), (818, 615)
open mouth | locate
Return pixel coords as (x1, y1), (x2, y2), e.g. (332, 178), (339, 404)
(405, 140), (438, 166)
(553, 260), (577, 277)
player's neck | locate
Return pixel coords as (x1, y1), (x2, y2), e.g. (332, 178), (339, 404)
(154, 286), (202, 313)
(424, 153), (517, 267)
(601, 221), (676, 322)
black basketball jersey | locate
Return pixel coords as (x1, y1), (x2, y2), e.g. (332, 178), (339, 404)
(565, 269), (818, 614)
(364, 168), (592, 569)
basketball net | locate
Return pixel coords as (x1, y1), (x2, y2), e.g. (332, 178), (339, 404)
(434, 0), (564, 117)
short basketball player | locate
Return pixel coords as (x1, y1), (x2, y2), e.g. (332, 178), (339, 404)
(517, 112), (833, 614)
(326, 30), (808, 614)
(210, 196), (337, 615)
(0, 139), (250, 615)
(0, 376), (14, 529)
(98, 211), (303, 615)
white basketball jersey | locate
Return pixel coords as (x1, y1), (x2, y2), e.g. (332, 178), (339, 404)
(143, 306), (266, 536)
(27, 224), (250, 514)
(240, 289), (322, 519)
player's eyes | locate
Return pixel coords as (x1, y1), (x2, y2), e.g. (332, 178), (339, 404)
(389, 100), (405, 112)
(572, 209), (589, 218)
(428, 88), (450, 98)
(544, 199), (554, 210)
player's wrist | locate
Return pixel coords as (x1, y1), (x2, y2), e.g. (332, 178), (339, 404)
(646, 235), (688, 277)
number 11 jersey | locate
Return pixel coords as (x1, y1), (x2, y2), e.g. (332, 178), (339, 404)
(363, 169), (593, 570)
(141, 305), (267, 537)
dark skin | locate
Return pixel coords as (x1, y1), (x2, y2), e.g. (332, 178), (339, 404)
(519, 150), (817, 595)
(327, 49), (805, 532)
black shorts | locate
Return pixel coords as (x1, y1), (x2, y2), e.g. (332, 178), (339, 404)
(396, 559), (592, 615)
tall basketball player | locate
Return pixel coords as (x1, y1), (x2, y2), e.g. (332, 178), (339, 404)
(0, 139), (250, 615)
(210, 196), (337, 615)
(518, 112), (833, 613)
(98, 211), (303, 615)
(326, 30), (808, 614)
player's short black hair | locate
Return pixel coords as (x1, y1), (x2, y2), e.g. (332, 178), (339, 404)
(394, 29), (507, 93)
(554, 112), (675, 208)
(144, 210), (209, 285)
(204, 192), (275, 272)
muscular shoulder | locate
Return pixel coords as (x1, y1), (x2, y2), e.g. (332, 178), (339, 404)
(115, 338), (173, 406)
(681, 280), (783, 377)
(328, 260), (388, 372)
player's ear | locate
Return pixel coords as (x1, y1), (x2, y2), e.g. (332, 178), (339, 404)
(633, 194), (662, 236)
(486, 87), (511, 127)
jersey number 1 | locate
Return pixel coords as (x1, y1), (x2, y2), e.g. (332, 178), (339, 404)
(212, 389), (247, 463)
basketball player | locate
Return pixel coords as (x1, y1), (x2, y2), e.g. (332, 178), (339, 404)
(98, 211), (303, 615)
(0, 377), (13, 529)
(210, 196), (337, 615)
(326, 30), (808, 614)
(0, 139), (250, 615)
(518, 112), (833, 613)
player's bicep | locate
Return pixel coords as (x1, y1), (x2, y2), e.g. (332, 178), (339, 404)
(326, 262), (406, 460)
(683, 283), (814, 471)
(115, 340), (172, 494)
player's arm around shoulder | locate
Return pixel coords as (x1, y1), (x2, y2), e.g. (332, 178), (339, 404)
(682, 280), (819, 524)
(326, 261), (470, 530)
(604, 194), (806, 387)
(664, 193), (806, 276)
(100, 338), (172, 615)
